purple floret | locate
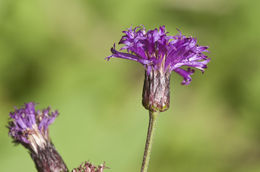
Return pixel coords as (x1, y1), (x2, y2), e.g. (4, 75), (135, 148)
(107, 26), (210, 85)
(8, 102), (58, 145)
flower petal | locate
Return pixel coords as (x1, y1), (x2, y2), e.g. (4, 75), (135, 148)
(106, 45), (151, 65)
(174, 68), (195, 85)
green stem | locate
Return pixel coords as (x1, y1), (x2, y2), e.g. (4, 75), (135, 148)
(140, 111), (159, 172)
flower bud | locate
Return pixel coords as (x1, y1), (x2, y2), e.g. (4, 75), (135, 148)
(72, 161), (108, 172)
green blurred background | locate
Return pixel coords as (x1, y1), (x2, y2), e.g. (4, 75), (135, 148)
(1, 0), (260, 171)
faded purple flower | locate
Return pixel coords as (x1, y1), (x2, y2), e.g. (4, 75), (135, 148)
(8, 102), (58, 153)
(106, 25), (210, 112)
(8, 102), (68, 172)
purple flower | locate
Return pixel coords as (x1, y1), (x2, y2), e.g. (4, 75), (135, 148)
(8, 102), (58, 153)
(106, 25), (210, 85)
(106, 26), (210, 112)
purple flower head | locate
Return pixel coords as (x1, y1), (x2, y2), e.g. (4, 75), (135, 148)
(106, 25), (210, 85)
(106, 25), (210, 112)
(8, 102), (58, 153)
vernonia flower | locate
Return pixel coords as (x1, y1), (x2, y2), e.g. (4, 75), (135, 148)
(106, 25), (210, 112)
(8, 102), (58, 152)
(8, 102), (68, 172)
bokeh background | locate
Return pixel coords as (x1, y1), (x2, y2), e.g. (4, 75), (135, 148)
(0, 0), (260, 171)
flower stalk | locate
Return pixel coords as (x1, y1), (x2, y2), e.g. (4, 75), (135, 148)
(141, 111), (158, 172)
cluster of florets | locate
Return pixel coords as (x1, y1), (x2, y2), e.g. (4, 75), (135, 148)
(8, 102), (58, 153)
(72, 161), (107, 172)
(107, 25), (210, 85)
